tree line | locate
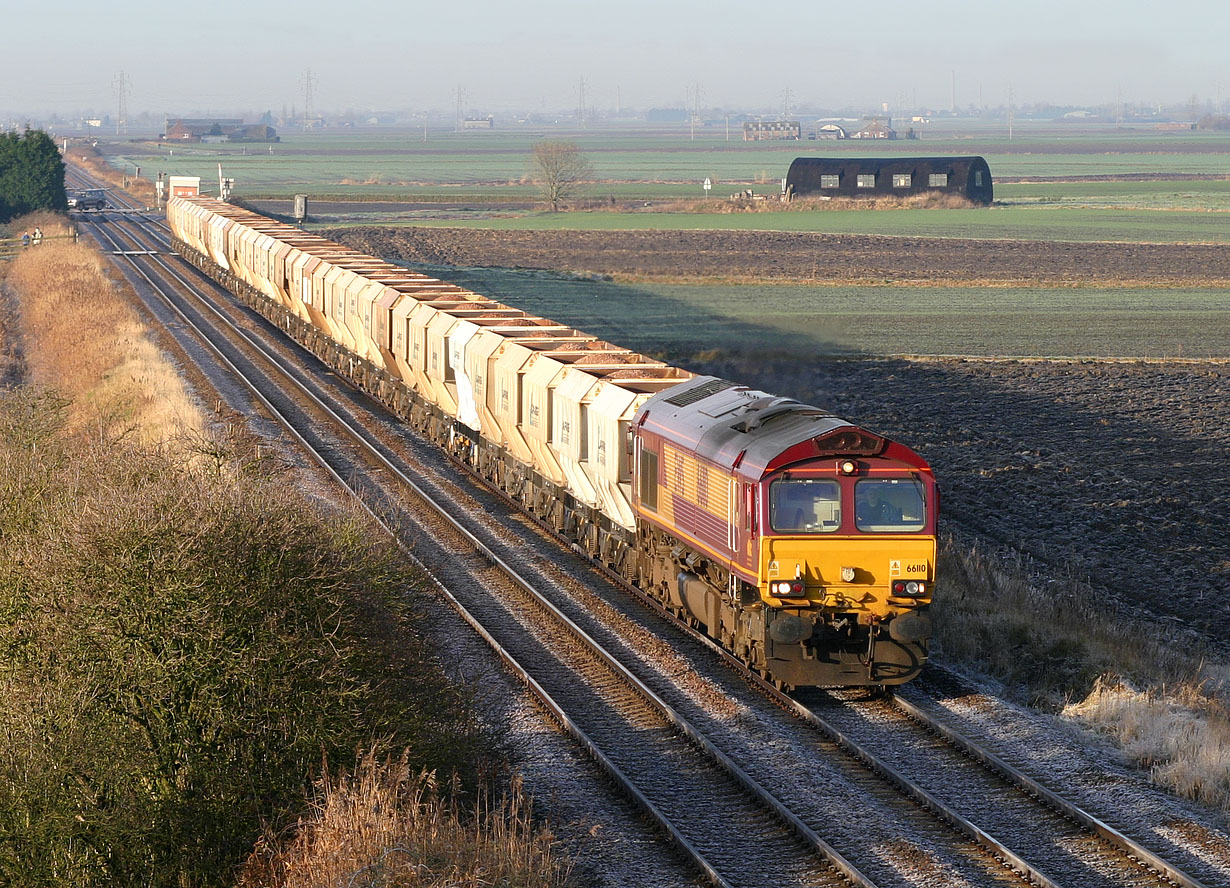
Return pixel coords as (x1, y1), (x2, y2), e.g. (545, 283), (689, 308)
(0, 129), (66, 223)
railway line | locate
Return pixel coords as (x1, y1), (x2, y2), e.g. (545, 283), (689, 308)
(64, 167), (1228, 888)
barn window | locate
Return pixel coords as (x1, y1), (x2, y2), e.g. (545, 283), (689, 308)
(857, 174), (876, 188)
(974, 171), (984, 187)
(820, 174), (840, 188)
(893, 173), (912, 188)
(928, 173), (948, 187)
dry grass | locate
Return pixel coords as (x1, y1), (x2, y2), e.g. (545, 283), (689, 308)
(937, 536), (1230, 811)
(239, 752), (571, 888)
(1064, 679), (1230, 812)
(2, 228), (202, 443)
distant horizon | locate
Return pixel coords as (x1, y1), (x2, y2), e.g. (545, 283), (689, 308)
(6, 95), (1227, 132)
(7, 0), (1227, 122)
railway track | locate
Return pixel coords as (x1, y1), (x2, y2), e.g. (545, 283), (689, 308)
(68, 177), (1227, 888)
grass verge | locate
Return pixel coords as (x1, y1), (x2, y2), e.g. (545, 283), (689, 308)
(239, 753), (570, 888)
(5, 229), (203, 443)
(936, 536), (1230, 812)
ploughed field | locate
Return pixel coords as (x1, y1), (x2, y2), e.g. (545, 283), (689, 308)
(330, 226), (1230, 655)
(333, 226), (1230, 285)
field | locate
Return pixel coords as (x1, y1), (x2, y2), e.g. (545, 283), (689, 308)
(339, 205), (1230, 243)
(101, 121), (1230, 243)
(415, 273), (1230, 359)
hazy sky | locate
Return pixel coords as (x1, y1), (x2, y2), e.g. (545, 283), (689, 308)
(6, 0), (1227, 116)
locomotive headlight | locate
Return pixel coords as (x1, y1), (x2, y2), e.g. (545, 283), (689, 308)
(771, 580), (805, 597)
(839, 459), (858, 476)
(891, 581), (927, 597)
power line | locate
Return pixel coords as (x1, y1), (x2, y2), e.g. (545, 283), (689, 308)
(112, 71), (130, 135)
(302, 69), (318, 130)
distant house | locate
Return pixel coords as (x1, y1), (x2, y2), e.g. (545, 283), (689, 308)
(743, 120), (801, 141)
(815, 123), (847, 140)
(854, 118), (897, 139)
(162, 118), (278, 142)
(461, 116), (494, 129)
(785, 156), (994, 204)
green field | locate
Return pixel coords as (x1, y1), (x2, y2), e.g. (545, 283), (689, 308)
(382, 205), (1230, 243)
(409, 266), (1230, 359)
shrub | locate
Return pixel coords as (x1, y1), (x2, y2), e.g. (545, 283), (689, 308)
(0, 398), (488, 887)
(0, 130), (67, 222)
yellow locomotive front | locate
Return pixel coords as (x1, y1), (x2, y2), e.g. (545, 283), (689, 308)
(758, 446), (936, 686)
(634, 377), (936, 688)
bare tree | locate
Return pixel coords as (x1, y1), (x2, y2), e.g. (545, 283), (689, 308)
(532, 140), (592, 211)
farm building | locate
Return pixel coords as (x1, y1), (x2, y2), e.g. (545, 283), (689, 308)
(785, 156), (993, 204)
(162, 119), (278, 142)
(854, 118), (896, 139)
(744, 120), (801, 141)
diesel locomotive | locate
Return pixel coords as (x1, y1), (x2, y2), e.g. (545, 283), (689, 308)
(167, 195), (936, 688)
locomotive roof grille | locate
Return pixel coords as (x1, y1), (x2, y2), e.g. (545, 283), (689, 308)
(663, 378), (737, 407)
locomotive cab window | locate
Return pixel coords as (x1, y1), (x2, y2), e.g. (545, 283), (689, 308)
(770, 479), (840, 533)
(854, 479), (926, 532)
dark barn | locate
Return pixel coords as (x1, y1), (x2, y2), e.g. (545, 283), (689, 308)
(786, 156), (993, 204)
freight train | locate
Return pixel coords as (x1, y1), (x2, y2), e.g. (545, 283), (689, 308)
(166, 196), (937, 688)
